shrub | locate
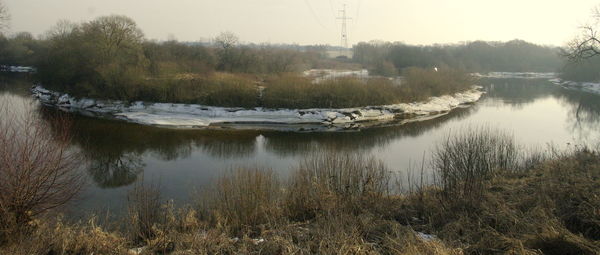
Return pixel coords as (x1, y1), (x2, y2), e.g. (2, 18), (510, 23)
(285, 152), (392, 220)
(198, 167), (282, 235)
(0, 101), (83, 242)
(127, 182), (164, 242)
(432, 126), (518, 204)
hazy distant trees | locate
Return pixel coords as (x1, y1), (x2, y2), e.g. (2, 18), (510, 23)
(0, 32), (43, 66)
(0, 0), (9, 33)
(353, 40), (562, 75)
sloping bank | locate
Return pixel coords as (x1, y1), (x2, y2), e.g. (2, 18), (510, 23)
(549, 78), (600, 95)
(474, 72), (600, 95)
(31, 86), (484, 131)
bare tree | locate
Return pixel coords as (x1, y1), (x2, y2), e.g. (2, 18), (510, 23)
(214, 32), (240, 71)
(214, 31), (239, 50)
(0, 101), (84, 230)
(0, 0), (9, 33)
(564, 6), (600, 61)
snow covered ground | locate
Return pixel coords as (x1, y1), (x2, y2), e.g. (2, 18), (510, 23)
(303, 69), (369, 83)
(31, 85), (484, 131)
(549, 78), (600, 95)
(473, 72), (557, 79)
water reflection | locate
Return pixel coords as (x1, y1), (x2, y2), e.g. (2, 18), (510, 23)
(2, 76), (600, 215)
(261, 106), (476, 156)
(482, 78), (561, 109)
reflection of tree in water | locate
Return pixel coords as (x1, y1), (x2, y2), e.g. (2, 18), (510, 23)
(481, 78), (561, 109)
(262, 106), (476, 156)
(88, 152), (144, 188)
(482, 78), (600, 142)
(556, 89), (600, 141)
(38, 111), (259, 188)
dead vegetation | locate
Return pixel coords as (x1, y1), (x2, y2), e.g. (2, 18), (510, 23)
(1, 127), (599, 254)
(0, 102), (83, 245)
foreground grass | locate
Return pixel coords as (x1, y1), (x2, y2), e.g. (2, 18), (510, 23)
(2, 131), (598, 254)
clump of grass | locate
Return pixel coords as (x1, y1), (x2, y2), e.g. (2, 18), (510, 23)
(127, 182), (164, 242)
(285, 151), (393, 220)
(402, 67), (474, 101)
(137, 72), (259, 107)
(198, 167), (282, 236)
(262, 74), (404, 108)
(0, 217), (128, 255)
(262, 67), (473, 109)
(432, 126), (518, 205)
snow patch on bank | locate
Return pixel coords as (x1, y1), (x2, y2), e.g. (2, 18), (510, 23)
(303, 69), (369, 83)
(31, 85), (483, 131)
(549, 78), (600, 95)
(473, 72), (557, 79)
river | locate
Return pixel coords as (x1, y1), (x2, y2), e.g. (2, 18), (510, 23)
(1, 76), (599, 219)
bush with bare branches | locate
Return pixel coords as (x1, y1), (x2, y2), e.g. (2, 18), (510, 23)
(0, 101), (83, 240)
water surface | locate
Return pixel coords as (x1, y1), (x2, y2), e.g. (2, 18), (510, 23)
(1, 76), (599, 218)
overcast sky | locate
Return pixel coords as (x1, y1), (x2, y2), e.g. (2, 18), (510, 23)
(3, 0), (599, 46)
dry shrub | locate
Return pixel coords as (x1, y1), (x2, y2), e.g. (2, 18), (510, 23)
(402, 67), (474, 100)
(285, 152), (392, 220)
(262, 74), (403, 108)
(539, 148), (600, 241)
(127, 182), (165, 243)
(199, 167), (282, 236)
(433, 126), (518, 205)
(0, 101), (83, 242)
(137, 72), (259, 107)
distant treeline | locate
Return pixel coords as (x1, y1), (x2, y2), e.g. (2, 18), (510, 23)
(0, 16), (364, 101)
(6, 14), (600, 104)
(353, 40), (562, 75)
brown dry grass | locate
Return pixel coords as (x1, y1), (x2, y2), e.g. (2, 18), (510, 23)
(1, 129), (600, 254)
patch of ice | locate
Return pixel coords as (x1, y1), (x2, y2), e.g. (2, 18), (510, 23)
(31, 85), (484, 131)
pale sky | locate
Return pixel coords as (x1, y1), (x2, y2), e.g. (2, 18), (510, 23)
(3, 0), (599, 46)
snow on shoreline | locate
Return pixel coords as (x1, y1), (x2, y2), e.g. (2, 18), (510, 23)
(474, 72), (600, 95)
(549, 78), (600, 95)
(473, 72), (557, 79)
(31, 85), (484, 131)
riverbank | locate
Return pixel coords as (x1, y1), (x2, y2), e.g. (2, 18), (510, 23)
(550, 78), (600, 95)
(2, 135), (598, 255)
(31, 85), (484, 131)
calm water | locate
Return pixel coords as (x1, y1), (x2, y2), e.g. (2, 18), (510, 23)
(1, 76), (600, 218)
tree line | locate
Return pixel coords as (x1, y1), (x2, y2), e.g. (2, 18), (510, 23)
(353, 40), (563, 75)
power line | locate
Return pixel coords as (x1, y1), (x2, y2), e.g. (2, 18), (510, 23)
(328, 0), (336, 17)
(354, 0), (362, 25)
(304, 0), (329, 31)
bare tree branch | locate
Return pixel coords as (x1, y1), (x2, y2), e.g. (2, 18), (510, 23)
(563, 6), (600, 62)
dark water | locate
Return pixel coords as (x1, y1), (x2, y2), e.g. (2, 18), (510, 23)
(1, 76), (600, 218)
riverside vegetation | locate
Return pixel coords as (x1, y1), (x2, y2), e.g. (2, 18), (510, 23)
(1, 103), (599, 255)
(0, 14), (574, 109)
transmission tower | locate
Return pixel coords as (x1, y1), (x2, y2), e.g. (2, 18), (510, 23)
(337, 4), (352, 55)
